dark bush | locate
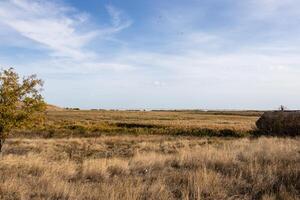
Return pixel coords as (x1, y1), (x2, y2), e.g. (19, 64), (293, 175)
(65, 125), (87, 135)
(219, 129), (239, 137)
(256, 111), (300, 136)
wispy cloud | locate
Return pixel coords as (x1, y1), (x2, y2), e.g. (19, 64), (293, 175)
(0, 0), (131, 61)
(0, 0), (299, 109)
(106, 5), (132, 32)
(242, 0), (300, 21)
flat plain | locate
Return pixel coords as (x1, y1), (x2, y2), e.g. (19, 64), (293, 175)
(0, 110), (299, 200)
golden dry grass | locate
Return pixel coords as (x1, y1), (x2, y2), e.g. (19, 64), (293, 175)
(1, 135), (299, 200)
(46, 110), (259, 131)
(13, 110), (261, 139)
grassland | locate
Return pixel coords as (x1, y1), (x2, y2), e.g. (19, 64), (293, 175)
(1, 110), (299, 200)
(14, 110), (262, 138)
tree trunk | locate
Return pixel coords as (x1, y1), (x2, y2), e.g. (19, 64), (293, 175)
(0, 127), (4, 153)
(0, 126), (5, 154)
(0, 138), (4, 153)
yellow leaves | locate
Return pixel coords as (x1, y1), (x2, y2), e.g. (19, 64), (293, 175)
(0, 68), (46, 136)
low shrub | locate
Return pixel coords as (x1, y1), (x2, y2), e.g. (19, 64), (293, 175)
(256, 111), (300, 136)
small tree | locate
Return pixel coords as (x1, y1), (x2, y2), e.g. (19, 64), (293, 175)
(0, 68), (46, 152)
(279, 105), (287, 111)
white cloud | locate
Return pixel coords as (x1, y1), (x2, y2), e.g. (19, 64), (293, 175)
(0, 0), (131, 61)
(0, 0), (300, 109)
(254, 0), (297, 11)
(106, 5), (132, 32)
(245, 0), (300, 19)
(153, 81), (166, 87)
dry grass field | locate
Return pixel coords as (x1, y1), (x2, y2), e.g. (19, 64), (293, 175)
(1, 110), (299, 200)
(14, 110), (262, 138)
(46, 110), (261, 131)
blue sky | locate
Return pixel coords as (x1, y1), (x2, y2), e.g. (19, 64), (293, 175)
(0, 0), (299, 109)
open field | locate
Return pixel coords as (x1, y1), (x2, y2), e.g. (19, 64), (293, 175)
(48, 110), (261, 130)
(1, 110), (299, 200)
(14, 110), (262, 138)
(1, 136), (299, 200)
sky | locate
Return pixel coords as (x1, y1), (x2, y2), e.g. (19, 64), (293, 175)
(0, 0), (299, 110)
